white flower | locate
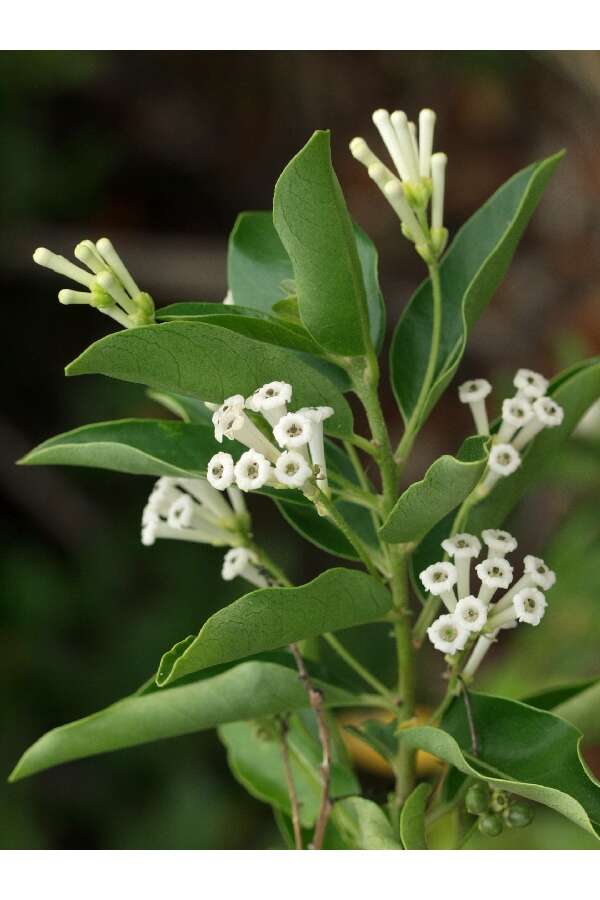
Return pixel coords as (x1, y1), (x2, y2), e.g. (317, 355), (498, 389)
(207, 452), (235, 491)
(496, 397), (534, 443)
(523, 555), (556, 591)
(221, 547), (270, 589)
(234, 450), (273, 492)
(489, 443), (521, 476)
(512, 396), (564, 451)
(212, 395), (279, 461)
(33, 238), (153, 328)
(419, 562), (458, 611)
(481, 529), (518, 558)
(178, 476), (232, 523)
(296, 406), (334, 494)
(441, 533), (481, 599)
(141, 506), (231, 548)
(223, 289), (234, 305)
(275, 451), (313, 489)
(246, 381), (292, 427)
(431, 152), (447, 233)
(514, 368), (549, 400)
(513, 587), (547, 626)
(273, 412), (313, 450)
(476, 557), (513, 605)
(458, 379), (492, 436)
(427, 614), (470, 655)
(455, 595), (488, 633)
(380, 177), (427, 244)
(462, 632), (496, 680)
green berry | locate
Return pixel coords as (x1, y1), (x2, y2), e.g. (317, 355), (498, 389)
(490, 789), (511, 813)
(478, 812), (503, 837)
(465, 782), (491, 815)
(505, 803), (534, 828)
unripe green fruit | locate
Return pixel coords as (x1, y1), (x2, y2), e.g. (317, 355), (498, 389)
(490, 789), (511, 813)
(478, 812), (503, 837)
(465, 782), (491, 815)
(505, 803), (534, 828)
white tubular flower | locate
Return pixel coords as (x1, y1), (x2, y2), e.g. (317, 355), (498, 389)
(178, 476), (232, 522)
(206, 452), (235, 491)
(273, 412), (313, 451)
(512, 396), (564, 451)
(455, 595), (488, 633)
(496, 396), (534, 444)
(274, 451), (313, 489)
(221, 547), (270, 588)
(458, 379), (492, 436)
(418, 108), (436, 178)
(349, 137), (396, 183)
(427, 614), (469, 655)
(481, 443), (522, 493)
(476, 557), (513, 605)
(419, 562), (458, 611)
(372, 108), (413, 182)
(523, 555), (556, 590)
(223, 289), (234, 305)
(296, 405), (334, 494)
(234, 450), (273, 492)
(146, 476), (180, 514)
(513, 587), (547, 626)
(246, 381), (292, 427)
(481, 529), (518, 559)
(514, 368), (549, 400)
(441, 533), (481, 599)
(226, 485), (247, 517)
(33, 247), (95, 288)
(141, 507), (231, 548)
(381, 176), (428, 244)
(213, 395), (279, 462)
(462, 632), (496, 681)
(431, 152), (447, 232)
(390, 110), (421, 183)
(95, 237), (140, 299)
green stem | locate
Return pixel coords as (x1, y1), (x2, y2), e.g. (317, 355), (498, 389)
(394, 262), (443, 467)
(253, 545), (293, 587)
(322, 632), (396, 702)
(347, 432), (378, 458)
(316, 492), (379, 579)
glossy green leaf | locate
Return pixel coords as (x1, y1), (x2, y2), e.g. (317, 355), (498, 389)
(156, 301), (324, 355)
(379, 435), (488, 544)
(228, 211), (293, 313)
(66, 320), (353, 438)
(400, 783), (432, 850)
(403, 692), (600, 837)
(9, 658), (360, 782)
(19, 419), (222, 479)
(468, 358), (600, 532)
(219, 712), (359, 829)
(551, 681), (600, 745)
(335, 798), (402, 849)
(273, 131), (372, 356)
(156, 568), (392, 686)
(390, 152), (563, 426)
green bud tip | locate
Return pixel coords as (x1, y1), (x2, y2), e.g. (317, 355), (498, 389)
(478, 812), (503, 837)
(465, 782), (491, 816)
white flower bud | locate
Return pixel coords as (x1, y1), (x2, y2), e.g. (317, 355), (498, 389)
(273, 412), (312, 450)
(221, 547), (269, 588)
(372, 108), (413, 183)
(481, 529), (518, 558)
(496, 396), (534, 444)
(223, 289), (234, 305)
(207, 452), (235, 491)
(382, 177), (428, 244)
(458, 379), (492, 436)
(275, 450), (313, 489)
(390, 110), (420, 183)
(476, 557), (513, 605)
(213, 395), (279, 461)
(441, 533), (481, 599)
(419, 562), (458, 611)
(427, 613), (470, 655)
(513, 368), (549, 400)
(296, 406), (334, 495)
(513, 587), (547, 626)
(234, 450), (273, 492)
(523, 555), (556, 591)
(349, 137), (394, 182)
(455, 595), (488, 633)
(96, 237), (140, 299)
(418, 108), (436, 178)
(33, 247), (95, 288)
(431, 152), (447, 231)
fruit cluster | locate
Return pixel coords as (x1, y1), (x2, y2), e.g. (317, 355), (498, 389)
(465, 782), (534, 837)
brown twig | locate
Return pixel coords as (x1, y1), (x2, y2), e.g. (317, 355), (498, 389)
(277, 714), (303, 850)
(289, 642), (332, 850)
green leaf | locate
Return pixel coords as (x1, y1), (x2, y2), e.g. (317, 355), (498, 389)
(228, 211), (294, 313)
(273, 131), (372, 356)
(219, 712), (359, 829)
(400, 783), (432, 849)
(66, 320), (354, 438)
(335, 797), (402, 849)
(403, 692), (600, 837)
(467, 359), (600, 532)
(344, 719), (397, 762)
(19, 419), (222, 478)
(390, 152), (563, 426)
(551, 681), (600, 745)
(379, 435), (488, 544)
(156, 568), (392, 686)
(147, 389), (213, 423)
(9, 658), (360, 782)
(156, 301), (325, 355)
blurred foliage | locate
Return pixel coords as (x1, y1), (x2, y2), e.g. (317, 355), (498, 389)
(2, 49), (600, 849)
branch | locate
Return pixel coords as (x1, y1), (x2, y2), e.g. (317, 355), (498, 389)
(289, 642), (332, 850)
(277, 715), (303, 850)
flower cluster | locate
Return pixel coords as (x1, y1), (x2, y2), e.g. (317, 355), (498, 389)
(459, 369), (564, 492)
(422, 528), (556, 679)
(141, 475), (246, 549)
(350, 107), (447, 260)
(33, 237), (155, 328)
(206, 382), (333, 497)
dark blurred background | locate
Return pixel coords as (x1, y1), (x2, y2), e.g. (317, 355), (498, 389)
(2, 50), (600, 850)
